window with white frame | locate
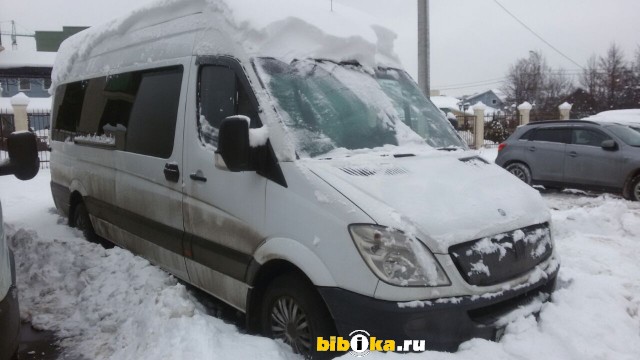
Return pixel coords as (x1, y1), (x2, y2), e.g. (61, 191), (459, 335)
(19, 78), (31, 91)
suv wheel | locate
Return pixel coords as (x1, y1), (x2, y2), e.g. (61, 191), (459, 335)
(628, 175), (640, 201)
(261, 274), (335, 358)
(506, 162), (532, 185)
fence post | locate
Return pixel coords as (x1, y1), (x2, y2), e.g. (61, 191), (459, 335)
(559, 102), (572, 120)
(472, 102), (486, 149)
(11, 92), (30, 132)
(517, 102), (532, 125)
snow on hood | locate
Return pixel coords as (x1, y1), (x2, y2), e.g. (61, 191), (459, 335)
(52, 0), (400, 89)
(584, 109), (640, 125)
(304, 151), (550, 253)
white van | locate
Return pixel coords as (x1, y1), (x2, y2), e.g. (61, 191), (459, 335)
(50, 1), (559, 355)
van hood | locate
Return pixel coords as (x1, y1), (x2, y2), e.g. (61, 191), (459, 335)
(304, 151), (550, 253)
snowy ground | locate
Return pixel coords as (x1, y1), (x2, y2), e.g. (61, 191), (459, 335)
(1, 168), (639, 360)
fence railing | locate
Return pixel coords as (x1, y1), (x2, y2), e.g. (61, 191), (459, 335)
(483, 114), (522, 147)
(28, 110), (51, 168)
(456, 115), (476, 148)
(0, 109), (50, 168)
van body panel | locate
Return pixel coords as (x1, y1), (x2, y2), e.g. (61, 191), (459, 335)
(263, 163), (380, 297)
(302, 154), (550, 254)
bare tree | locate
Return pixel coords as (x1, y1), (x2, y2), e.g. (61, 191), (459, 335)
(503, 51), (573, 115)
(598, 43), (628, 109)
(580, 55), (600, 97)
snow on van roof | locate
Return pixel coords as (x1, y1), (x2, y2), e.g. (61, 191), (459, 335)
(52, 0), (400, 88)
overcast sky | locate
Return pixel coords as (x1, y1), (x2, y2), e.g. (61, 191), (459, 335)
(2, 0), (639, 97)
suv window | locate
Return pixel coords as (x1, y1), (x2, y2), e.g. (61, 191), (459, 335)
(198, 65), (260, 148)
(571, 128), (611, 147)
(531, 127), (571, 144)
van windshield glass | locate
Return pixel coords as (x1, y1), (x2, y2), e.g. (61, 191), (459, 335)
(255, 58), (464, 158)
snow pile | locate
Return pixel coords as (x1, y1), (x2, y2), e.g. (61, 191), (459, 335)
(584, 109), (640, 125)
(2, 172), (296, 360)
(74, 134), (116, 146)
(52, 0), (400, 89)
(2, 171), (640, 359)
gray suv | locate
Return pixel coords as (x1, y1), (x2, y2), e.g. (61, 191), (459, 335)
(496, 120), (640, 201)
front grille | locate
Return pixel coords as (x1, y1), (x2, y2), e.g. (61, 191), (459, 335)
(449, 223), (552, 286)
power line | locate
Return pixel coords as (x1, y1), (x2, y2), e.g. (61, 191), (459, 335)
(492, 0), (585, 70)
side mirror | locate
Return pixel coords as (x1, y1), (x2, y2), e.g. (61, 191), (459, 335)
(215, 116), (252, 172)
(601, 139), (617, 151)
(0, 132), (40, 180)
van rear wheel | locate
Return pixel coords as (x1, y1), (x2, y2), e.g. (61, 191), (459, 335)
(72, 202), (98, 242)
(261, 274), (335, 358)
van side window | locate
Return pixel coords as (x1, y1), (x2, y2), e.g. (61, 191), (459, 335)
(198, 66), (260, 148)
(53, 66), (183, 158)
(54, 81), (88, 136)
(126, 68), (183, 158)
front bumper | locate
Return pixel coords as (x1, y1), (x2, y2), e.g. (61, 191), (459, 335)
(318, 266), (558, 352)
(0, 251), (20, 360)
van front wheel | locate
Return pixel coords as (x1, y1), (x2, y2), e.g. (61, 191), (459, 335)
(261, 274), (335, 357)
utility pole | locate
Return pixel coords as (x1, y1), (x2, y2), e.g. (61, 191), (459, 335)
(417, 0), (430, 96)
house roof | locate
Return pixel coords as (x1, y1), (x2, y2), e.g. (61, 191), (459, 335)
(465, 89), (507, 103)
(0, 50), (56, 69)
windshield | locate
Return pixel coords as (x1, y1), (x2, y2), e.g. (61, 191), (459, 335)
(255, 58), (465, 158)
(606, 124), (640, 147)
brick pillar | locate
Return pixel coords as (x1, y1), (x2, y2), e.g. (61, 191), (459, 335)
(473, 102), (486, 149)
(517, 102), (532, 125)
(11, 92), (30, 132)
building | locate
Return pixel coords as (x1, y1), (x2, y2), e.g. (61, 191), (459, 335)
(0, 50), (56, 99)
(463, 89), (507, 109)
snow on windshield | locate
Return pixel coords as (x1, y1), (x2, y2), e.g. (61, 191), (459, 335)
(256, 59), (464, 158)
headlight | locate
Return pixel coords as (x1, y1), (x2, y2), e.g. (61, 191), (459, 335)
(349, 224), (450, 287)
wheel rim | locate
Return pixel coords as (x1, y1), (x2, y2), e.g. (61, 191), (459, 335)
(510, 167), (527, 182)
(270, 296), (312, 354)
(634, 181), (640, 200)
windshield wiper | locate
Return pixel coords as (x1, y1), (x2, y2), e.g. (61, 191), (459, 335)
(437, 147), (460, 152)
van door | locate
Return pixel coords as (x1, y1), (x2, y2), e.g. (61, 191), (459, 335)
(112, 63), (190, 280)
(182, 57), (267, 311)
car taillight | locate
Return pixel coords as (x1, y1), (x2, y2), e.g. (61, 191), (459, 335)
(498, 143), (507, 152)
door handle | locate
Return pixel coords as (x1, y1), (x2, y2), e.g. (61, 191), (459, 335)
(568, 151), (578, 158)
(164, 163), (180, 183)
(528, 146), (536, 152)
(190, 172), (208, 182)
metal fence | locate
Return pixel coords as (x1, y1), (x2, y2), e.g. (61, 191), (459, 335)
(456, 115), (476, 148)
(483, 113), (521, 148)
(456, 113), (522, 149)
(0, 109), (51, 168)
(0, 110), (15, 163)
(28, 110), (51, 168)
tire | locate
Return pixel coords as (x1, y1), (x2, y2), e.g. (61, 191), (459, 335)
(261, 274), (336, 358)
(627, 175), (640, 201)
(506, 162), (532, 185)
(72, 202), (98, 242)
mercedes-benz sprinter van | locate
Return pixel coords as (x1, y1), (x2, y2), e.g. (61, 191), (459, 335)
(50, 1), (559, 356)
